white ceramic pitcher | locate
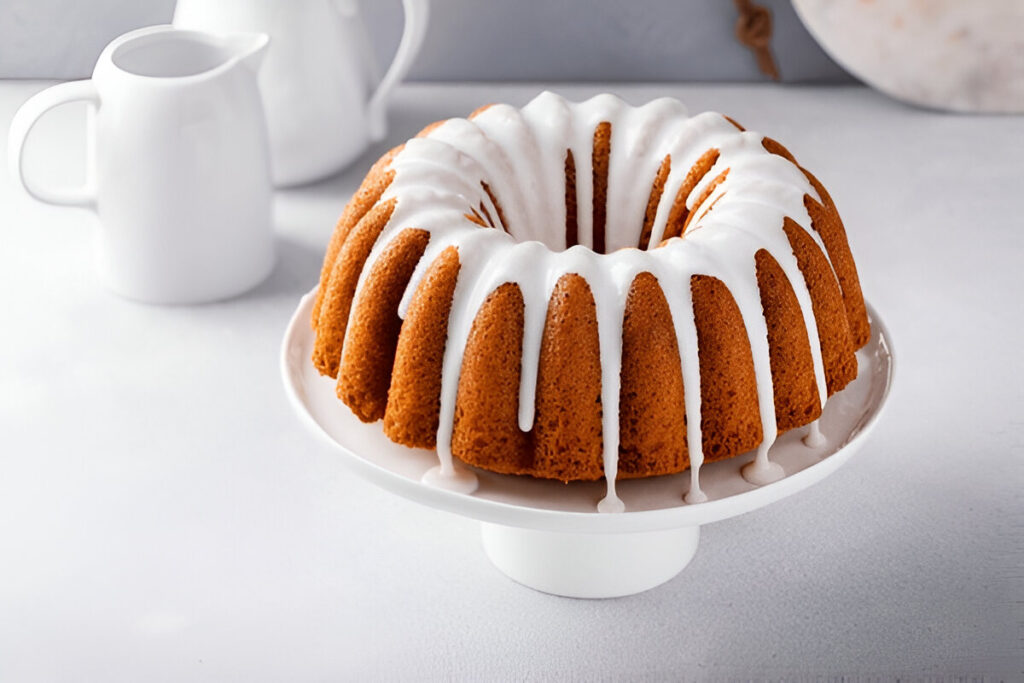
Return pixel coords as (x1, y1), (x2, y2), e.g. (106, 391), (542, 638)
(174, 0), (430, 186)
(8, 25), (275, 304)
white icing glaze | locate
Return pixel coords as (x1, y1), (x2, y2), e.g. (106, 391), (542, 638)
(803, 420), (826, 448)
(741, 457), (786, 486)
(421, 463), (479, 494)
(351, 92), (842, 509)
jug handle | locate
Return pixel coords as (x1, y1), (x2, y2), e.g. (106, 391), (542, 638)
(364, 0), (430, 142)
(8, 80), (99, 210)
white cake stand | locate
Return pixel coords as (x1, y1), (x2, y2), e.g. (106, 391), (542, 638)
(281, 290), (894, 598)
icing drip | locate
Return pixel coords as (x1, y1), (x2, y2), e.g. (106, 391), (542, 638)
(422, 463), (479, 494)
(684, 487), (709, 505)
(803, 420), (826, 448)
(741, 446), (786, 486)
(351, 92), (841, 512)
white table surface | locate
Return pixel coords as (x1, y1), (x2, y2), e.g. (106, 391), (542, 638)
(1, 81), (1021, 681)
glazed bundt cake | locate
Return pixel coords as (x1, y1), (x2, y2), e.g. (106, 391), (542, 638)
(311, 92), (869, 510)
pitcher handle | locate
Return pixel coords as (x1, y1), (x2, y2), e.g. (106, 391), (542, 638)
(8, 80), (99, 209)
(366, 0), (430, 142)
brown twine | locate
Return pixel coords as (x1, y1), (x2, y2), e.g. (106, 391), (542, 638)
(734, 0), (780, 81)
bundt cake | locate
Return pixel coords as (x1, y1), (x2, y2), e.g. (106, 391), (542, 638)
(311, 91), (869, 511)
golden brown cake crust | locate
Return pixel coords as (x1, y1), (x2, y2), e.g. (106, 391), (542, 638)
(591, 122), (611, 254)
(803, 192), (870, 349)
(564, 150), (578, 248)
(312, 198), (397, 378)
(683, 167), (730, 234)
(311, 146), (399, 328)
(638, 155), (671, 250)
(692, 274), (763, 462)
(382, 246), (460, 448)
(763, 136), (870, 349)
(310, 100), (871, 484)
(664, 148), (720, 242)
(618, 272), (688, 477)
(338, 228), (431, 422)
(481, 181), (507, 233)
(531, 273), (605, 481)
(452, 283), (531, 474)
(782, 218), (858, 393)
(755, 249), (822, 431)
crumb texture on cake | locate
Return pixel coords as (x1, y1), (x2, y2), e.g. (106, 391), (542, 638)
(310, 92), (869, 502)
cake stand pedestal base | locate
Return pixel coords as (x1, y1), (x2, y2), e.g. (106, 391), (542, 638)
(481, 523), (700, 598)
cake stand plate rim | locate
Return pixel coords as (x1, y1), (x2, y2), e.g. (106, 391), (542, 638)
(281, 288), (895, 534)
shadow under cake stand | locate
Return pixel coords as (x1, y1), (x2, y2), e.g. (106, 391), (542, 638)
(282, 291), (894, 598)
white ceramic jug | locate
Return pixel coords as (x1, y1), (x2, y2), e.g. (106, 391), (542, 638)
(174, 0), (430, 186)
(8, 25), (275, 304)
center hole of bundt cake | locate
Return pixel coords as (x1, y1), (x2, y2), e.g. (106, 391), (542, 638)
(476, 124), (718, 255)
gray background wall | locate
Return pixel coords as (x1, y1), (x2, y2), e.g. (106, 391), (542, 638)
(0, 0), (852, 82)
